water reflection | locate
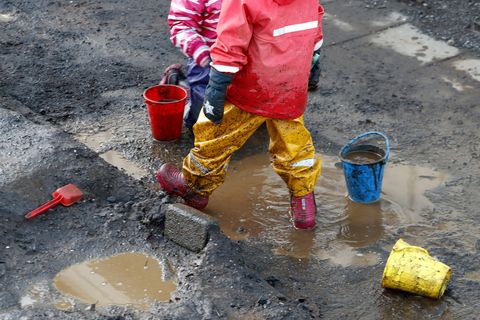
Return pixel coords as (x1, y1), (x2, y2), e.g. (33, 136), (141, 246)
(54, 253), (176, 310)
(338, 199), (384, 248)
(190, 153), (446, 265)
(272, 229), (316, 259)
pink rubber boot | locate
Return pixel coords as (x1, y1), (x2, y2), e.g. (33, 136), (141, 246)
(155, 163), (209, 210)
(290, 192), (317, 230)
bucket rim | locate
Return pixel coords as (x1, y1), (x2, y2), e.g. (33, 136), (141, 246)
(143, 84), (188, 104)
(339, 132), (390, 164)
(338, 146), (388, 165)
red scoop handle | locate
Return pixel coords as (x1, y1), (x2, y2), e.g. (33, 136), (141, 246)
(25, 194), (63, 220)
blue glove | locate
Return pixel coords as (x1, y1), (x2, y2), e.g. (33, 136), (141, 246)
(203, 67), (234, 124)
(308, 49), (321, 91)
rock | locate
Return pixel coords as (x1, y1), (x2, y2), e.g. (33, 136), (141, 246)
(0, 291), (17, 309)
(257, 297), (269, 306)
(473, 17), (480, 32)
(0, 263), (5, 278)
(164, 204), (218, 253)
(140, 202), (164, 225)
(265, 276), (280, 288)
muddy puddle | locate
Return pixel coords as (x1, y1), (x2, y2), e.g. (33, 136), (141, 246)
(54, 252), (176, 310)
(204, 153), (447, 265)
(75, 130), (116, 152)
(75, 131), (149, 179)
(99, 150), (149, 179)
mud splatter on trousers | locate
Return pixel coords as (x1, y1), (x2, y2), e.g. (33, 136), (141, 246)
(182, 102), (322, 197)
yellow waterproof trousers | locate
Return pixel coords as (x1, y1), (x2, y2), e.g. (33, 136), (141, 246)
(182, 103), (321, 197)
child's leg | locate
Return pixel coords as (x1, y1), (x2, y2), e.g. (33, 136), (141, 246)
(183, 102), (266, 196)
(266, 117), (321, 196)
(185, 59), (210, 129)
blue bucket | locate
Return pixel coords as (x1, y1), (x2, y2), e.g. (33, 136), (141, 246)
(339, 132), (390, 204)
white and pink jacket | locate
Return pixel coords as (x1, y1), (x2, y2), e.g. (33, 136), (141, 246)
(168, 0), (222, 67)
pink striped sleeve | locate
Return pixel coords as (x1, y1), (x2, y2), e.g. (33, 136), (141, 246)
(168, 0), (210, 66)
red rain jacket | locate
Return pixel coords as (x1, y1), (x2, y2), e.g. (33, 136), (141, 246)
(210, 0), (324, 119)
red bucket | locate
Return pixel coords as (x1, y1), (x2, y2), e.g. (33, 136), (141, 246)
(143, 84), (187, 141)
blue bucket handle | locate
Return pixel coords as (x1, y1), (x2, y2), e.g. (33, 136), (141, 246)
(341, 131), (390, 162)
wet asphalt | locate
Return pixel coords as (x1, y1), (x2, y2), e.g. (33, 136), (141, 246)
(1, 0), (479, 319)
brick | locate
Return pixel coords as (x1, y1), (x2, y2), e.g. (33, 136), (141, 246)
(164, 203), (218, 252)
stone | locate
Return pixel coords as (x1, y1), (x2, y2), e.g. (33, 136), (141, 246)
(0, 291), (17, 309)
(0, 263), (5, 278)
(164, 204), (218, 253)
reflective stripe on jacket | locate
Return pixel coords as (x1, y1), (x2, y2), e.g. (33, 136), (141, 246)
(168, 0), (222, 66)
(210, 0), (324, 119)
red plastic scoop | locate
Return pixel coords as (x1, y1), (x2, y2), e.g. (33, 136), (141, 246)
(25, 184), (83, 220)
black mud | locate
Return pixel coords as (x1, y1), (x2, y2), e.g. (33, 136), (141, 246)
(1, 0), (479, 319)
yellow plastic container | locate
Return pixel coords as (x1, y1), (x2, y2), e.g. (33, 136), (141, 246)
(381, 239), (451, 299)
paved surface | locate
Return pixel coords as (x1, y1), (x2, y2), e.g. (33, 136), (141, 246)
(1, 0), (479, 319)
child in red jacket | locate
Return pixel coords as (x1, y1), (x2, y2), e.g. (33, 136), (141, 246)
(157, 0), (324, 230)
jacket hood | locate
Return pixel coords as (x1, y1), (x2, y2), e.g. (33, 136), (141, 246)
(273, 0), (296, 5)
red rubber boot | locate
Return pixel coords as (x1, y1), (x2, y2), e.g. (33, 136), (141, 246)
(290, 192), (317, 230)
(155, 163), (209, 210)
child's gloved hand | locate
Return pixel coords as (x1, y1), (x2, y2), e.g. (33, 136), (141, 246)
(308, 49), (321, 91)
(203, 68), (234, 124)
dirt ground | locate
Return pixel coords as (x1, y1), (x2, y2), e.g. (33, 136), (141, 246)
(1, 0), (479, 319)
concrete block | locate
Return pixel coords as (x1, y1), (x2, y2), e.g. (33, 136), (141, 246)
(164, 203), (218, 252)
